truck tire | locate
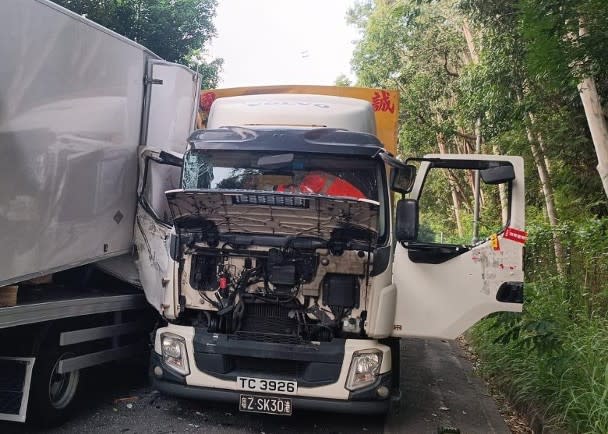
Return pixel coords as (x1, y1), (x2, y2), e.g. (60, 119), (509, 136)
(28, 347), (81, 427)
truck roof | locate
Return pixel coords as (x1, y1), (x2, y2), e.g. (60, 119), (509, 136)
(188, 127), (384, 157)
(206, 94), (377, 135)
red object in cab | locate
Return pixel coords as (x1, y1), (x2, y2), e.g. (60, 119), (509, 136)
(276, 171), (365, 199)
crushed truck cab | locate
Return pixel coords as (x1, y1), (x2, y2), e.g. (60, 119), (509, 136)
(138, 92), (526, 415)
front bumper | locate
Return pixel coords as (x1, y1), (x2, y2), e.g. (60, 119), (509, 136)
(152, 370), (391, 415)
(150, 351), (391, 415)
(151, 326), (393, 415)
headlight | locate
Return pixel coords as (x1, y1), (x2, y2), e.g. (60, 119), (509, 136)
(346, 349), (383, 391)
(161, 332), (190, 376)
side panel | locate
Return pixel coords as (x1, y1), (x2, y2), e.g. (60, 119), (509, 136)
(0, 0), (149, 285)
(392, 155), (525, 339)
(136, 60), (199, 315)
(134, 149), (182, 317)
(145, 62), (200, 152)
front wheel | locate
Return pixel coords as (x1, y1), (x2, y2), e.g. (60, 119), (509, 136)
(28, 348), (81, 427)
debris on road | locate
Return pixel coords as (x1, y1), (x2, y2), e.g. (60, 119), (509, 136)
(114, 396), (139, 404)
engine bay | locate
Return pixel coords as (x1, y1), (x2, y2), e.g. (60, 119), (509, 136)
(178, 237), (374, 343)
(168, 190), (382, 344)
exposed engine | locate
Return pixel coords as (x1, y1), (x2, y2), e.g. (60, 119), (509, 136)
(167, 188), (380, 344)
(178, 237), (372, 344)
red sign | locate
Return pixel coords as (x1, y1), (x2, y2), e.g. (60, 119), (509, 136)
(372, 90), (395, 114)
(503, 227), (528, 244)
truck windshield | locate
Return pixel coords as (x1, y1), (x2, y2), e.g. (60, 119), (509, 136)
(181, 150), (382, 202)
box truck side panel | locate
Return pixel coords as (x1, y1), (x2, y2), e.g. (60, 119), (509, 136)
(0, 0), (152, 286)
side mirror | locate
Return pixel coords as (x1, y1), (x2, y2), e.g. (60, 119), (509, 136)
(395, 199), (418, 242)
(391, 165), (417, 194)
(480, 165), (515, 185)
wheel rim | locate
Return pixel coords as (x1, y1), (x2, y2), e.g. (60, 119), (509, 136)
(48, 353), (80, 409)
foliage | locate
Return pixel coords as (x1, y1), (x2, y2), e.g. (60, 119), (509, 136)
(348, 0), (608, 431)
(54, 0), (222, 88)
(334, 74), (353, 87)
(471, 219), (608, 433)
(350, 0), (470, 157)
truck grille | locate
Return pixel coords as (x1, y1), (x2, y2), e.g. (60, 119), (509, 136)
(234, 331), (302, 345)
(192, 330), (345, 387)
(239, 303), (298, 336)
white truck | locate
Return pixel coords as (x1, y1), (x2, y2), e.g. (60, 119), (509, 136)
(0, 0), (200, 424)
(142, 92), (526, 415)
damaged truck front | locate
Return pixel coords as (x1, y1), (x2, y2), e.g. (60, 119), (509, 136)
(138, 92), (526, 416)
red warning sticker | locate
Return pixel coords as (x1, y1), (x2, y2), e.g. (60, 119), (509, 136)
(503, 227), (528, 244)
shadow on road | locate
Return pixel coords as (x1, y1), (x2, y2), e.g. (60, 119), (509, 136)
(1, 356), (385, 434)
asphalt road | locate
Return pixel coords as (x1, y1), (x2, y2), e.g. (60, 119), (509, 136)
(1, 338), (509, 434)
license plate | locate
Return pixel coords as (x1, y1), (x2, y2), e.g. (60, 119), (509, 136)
(239, 394), (292, 415)
(237, 376), (297, 395)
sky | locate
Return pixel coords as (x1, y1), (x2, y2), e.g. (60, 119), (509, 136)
(207, 0), (360, 88)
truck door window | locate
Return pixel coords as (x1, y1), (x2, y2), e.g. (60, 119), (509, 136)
(142, 160), (181, 225)
(418, 167), (508, 246)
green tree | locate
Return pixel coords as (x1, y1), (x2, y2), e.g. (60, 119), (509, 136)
(349, 0), (484, 236)
(54, 0), (222, 88)
(334, 74), (353, 87)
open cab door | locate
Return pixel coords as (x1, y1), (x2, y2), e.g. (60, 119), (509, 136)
(134, 60), (199, 318)
(392, 154), (525, 339)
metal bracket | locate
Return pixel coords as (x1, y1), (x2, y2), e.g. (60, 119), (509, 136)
(144, 76), (163, 85)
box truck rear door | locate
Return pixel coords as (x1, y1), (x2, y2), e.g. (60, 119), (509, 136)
(391, 155), (525, 339)
(143, 61), (200, 152)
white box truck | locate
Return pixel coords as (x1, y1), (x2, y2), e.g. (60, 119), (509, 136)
(141, 91), (526, 415)
(0, 0), (200, 424)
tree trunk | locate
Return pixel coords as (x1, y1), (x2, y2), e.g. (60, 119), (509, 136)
(578, 76), (608, 198)
(437, 134), (464, 238)
(577, 24), (608, 198)
(463, 20), (506, 225)
(492, 145), (510, 224)
(472, 118), (482, 241)
(527, 112), (552, 175)
(462, 20), (479, 64)
(525, 122), (565, 275)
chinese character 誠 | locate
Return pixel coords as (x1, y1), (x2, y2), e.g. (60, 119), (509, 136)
(372, 90), (395, 114)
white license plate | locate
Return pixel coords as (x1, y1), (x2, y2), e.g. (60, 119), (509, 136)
(237, 376), (297, 395)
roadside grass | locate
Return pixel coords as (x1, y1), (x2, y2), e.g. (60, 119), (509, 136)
(469, 219), (608, 434)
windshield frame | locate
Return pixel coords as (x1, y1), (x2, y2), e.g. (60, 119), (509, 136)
(179, 148), (390, 245)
